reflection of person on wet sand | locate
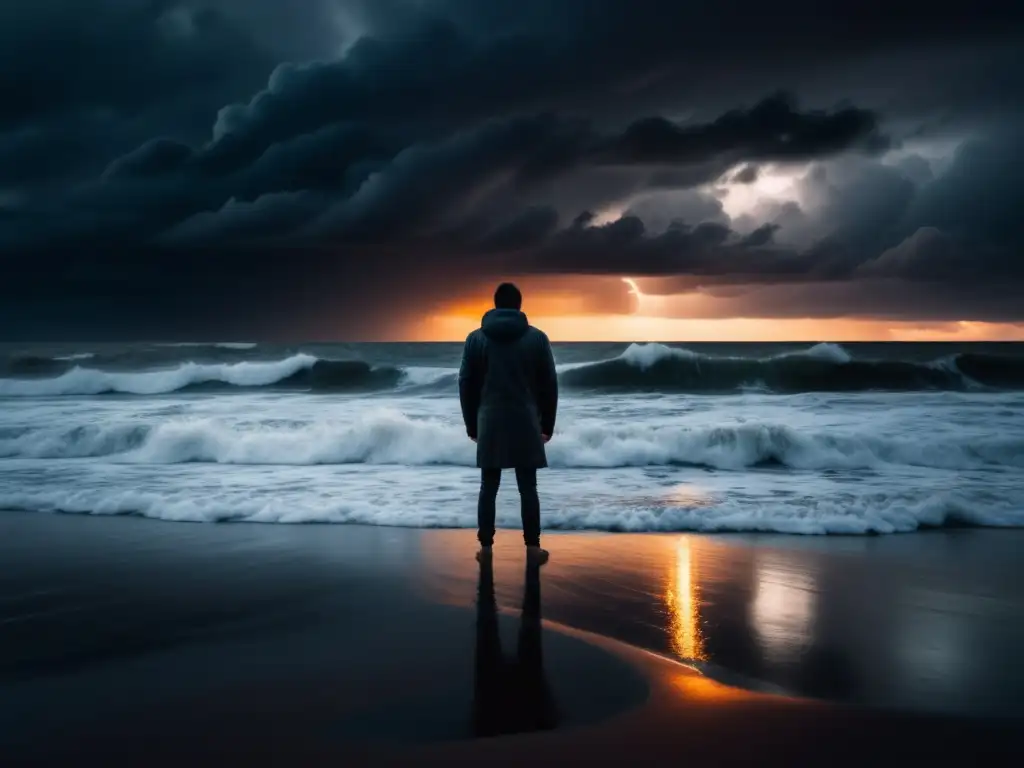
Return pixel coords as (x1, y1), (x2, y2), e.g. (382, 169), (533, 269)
(472, 556), (559, 738)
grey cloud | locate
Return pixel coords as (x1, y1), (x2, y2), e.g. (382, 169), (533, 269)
(731, 165), (760, 184)
(624, 190), (729, 233)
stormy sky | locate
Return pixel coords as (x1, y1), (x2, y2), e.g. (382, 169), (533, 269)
(2, 1), (1023, 340)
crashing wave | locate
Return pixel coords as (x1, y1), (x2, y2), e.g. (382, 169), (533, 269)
(3, 411), (1022, 471)
(558, 343), (1023, 392)
(0, 355), (455, 396)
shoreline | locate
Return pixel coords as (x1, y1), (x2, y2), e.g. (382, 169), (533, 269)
(3, 506), (1021, 536)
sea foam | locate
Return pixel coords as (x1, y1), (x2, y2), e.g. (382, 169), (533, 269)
(1, 484), (1019, 534)
(3, 411), (1022, 471)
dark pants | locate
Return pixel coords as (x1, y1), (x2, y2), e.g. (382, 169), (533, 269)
(477, 468), (541, 547)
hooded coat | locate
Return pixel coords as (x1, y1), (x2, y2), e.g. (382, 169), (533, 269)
(458, 309), (559, 469)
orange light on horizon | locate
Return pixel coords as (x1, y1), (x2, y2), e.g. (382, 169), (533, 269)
(436, 290), (622, 322)
(414, 277), (1024, 342)
(414, 312), (1024, 342)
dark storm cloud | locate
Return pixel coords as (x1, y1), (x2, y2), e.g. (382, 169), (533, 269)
(0, 117), (109, 186)
(302, 114), (588, 242)
(740, 224), (780, 248)
(0, 0), (279, 191)
(476, 207), (561, 252)
(522, 215), (818, 281)
(7, 96), (880, 257)
(857, 227), (1024, 284)
(906, 128), (1024, 246)
(0, 2), (257, 127)
(1, 0), (1023, 337)
(856, 228), (973, 282)
(675, 279), (1024, 325)
(595, 94), (887, 166)
(159, 192), (329, 246)
(104, 138), (197, 180)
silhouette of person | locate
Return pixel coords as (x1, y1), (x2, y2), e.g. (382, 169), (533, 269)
(459, 282), (559, 563)
(471, 556), (559, 738)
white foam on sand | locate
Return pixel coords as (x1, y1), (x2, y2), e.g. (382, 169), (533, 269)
(1, 484), (1020, 534)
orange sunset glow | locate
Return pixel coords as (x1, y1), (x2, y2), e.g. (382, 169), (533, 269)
(415, 281), (1024, 342)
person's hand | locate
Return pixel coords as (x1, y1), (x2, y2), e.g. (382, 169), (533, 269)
(542, 433), (551, 443)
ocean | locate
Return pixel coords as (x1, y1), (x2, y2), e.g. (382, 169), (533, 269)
(2, 340), (1023, 535)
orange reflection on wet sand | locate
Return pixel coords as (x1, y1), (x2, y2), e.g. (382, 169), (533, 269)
(667, 669), (752, 703)
(665, 537), (707, 662)
(418, 530), (714, 664)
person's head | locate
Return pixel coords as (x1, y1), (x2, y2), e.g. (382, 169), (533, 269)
(493, 282), (523, 310)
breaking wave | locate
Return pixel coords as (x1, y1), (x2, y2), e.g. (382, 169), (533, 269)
(558, 343), (1024, 393)
(0, 355), (436, 396)
(2, 343), (1023, 396)
(3, 412), (1022, 471)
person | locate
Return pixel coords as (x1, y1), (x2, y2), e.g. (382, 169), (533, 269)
(458, 282), (558, 563)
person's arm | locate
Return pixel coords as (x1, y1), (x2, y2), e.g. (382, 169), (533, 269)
(459, 332), (484, 439)
(535, 333), (558, 438)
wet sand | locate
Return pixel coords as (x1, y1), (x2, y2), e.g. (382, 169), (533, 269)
(423, 527), (1024, 715)
(2, 512), (1023, 765)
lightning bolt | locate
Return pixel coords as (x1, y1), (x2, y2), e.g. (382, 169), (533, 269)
(622, 277), (641, 297)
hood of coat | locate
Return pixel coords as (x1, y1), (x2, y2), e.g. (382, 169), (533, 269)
(481, 308), (530, 342)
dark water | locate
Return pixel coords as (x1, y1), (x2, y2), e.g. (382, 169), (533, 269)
(2, 340), (1024, 394)
(2, 340), (1023, 534)
(5, 339), (1024, 365)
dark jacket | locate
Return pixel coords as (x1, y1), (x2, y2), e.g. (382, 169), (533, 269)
(459, 309), (558, 469)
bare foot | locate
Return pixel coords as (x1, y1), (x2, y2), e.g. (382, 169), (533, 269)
(476, 546), (493, 562)
(526, 546), (549, 565)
